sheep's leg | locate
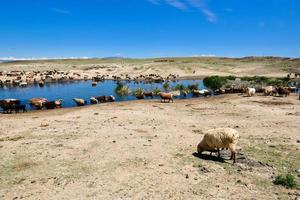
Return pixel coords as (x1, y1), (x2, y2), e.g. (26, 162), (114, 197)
(233, 152), (236, 163)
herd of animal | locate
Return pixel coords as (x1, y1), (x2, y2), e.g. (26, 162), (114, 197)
(0, 70), (179, 87)
(215, 85), (297, 97)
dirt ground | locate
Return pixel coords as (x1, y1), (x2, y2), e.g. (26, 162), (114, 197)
(1, 57), (299, 78)
(0, 94), (300, 200)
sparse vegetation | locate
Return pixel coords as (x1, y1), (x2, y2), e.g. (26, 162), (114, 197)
(163, 82), (170, 91)
(204, 75), (293, 89)
(187, 83), (199, 91)
(115, 82), (129, 96)
(273, 174), (298, 189)
(152, 88), (161, 95)
(133, 88), (144, 96)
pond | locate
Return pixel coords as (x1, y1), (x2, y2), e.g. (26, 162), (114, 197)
(0, 79), (205, 109)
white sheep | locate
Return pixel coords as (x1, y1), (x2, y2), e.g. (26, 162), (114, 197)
(197, 128), (239, 163)
(246, 87), (256, 97)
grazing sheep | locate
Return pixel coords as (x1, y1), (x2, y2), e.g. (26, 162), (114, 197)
(73, 98), (86, 106)
(197, 128), (239, 163)
(263, 86), (275, 96)
(246, 87), (256, 97)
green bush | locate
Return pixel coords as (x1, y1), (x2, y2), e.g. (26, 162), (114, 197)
(115, 82), (129, 96)
(173, 84), (187, 91)
(187, 83), (199, 91)
(163, 82), (170, 91)
(203, 76), (229, 90)
(152, 88), (161, 96)
(273, 173), (298, 189)
(133, 88), (144, 96)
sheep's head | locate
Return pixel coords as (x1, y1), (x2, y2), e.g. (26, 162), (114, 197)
(197, 143), (204, 154)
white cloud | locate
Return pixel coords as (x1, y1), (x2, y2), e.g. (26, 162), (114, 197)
(50, 8), (71, 15)
(186, 0), (217, 22)
(147, 0), (217, 22)
(0, 57), (90, 61)
(166, 0), (188, 11)
(191, 54), (216, 57)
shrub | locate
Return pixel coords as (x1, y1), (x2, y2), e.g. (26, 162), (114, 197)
(115, 82), (129, 96)
(173, 84), (187, 91)
(133, 88), (144, 96)
(152, 88), (161, 96)
(273, 173), (298, 189)
(187, 83), (199, 91)
(163, 82), (170, 91)
(203, 76), (229, 90)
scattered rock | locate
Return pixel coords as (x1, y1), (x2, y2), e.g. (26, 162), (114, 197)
(112, 140), (116, 143)
(185, 174), (189, 179)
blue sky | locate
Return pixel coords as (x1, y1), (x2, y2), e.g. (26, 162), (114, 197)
(0, 0), (299, 59)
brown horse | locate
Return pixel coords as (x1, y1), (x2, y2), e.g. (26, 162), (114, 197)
(160, 93), (174, 103)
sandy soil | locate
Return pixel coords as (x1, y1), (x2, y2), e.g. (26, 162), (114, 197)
(0, 94), (299, 199)
(1, 57), (299, 78)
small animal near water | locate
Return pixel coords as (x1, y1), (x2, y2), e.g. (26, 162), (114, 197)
(90, 97), (98, 104)
(95, 95), (115, 103)
(43, 99), (63, 109)
(143, 92), (154, 98)
(197, 128), (239, 164)
(29, 98), (48, 109)
(73, 98), (86, 106)
(160, 92), (174, 103)
(0, 99), (26, 113)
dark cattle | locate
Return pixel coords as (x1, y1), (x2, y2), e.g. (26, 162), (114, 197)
(43, 101), (57, 109)
(0, 99), (21, 113)
(136, 95), (145, 100)
(143, 92), (154, 98)
(276, 87), (290, 97)
(95, 95), (115, 103)
(15, 104), (27, 113)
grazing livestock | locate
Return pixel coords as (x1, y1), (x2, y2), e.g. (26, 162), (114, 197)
(95, 95), (115, 103)
(197, 128), (239, 164)
(15, 104), (27, 113)
(43, 99), (63, 109)
(0, 99), (21, 113)
(246, 87), (256, 97)
(160, 93), (174, 103)
(276, 87), (290, 97)
(263, 86), (275, 96)
(73, 98), (86, 106)
(135, 95), (145, 100)
(90, 97), (98, 104)
(143, 92), (154, 98)
(29, 98), (48, 109)
(192, 89), (211, 97)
